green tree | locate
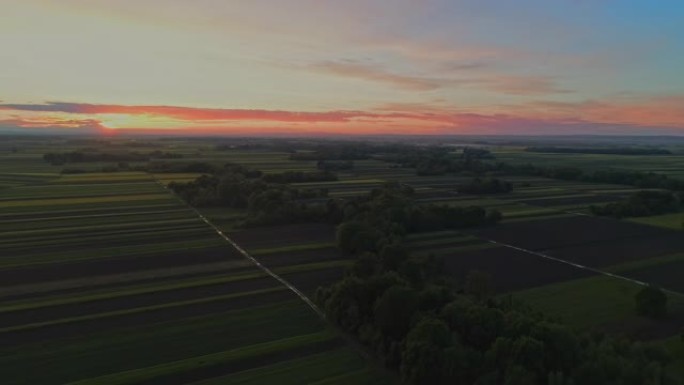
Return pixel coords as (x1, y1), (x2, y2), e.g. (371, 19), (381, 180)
(374, 285), (419, 340)
(635, 285), (667, 319)
(465, 270), (494, 301)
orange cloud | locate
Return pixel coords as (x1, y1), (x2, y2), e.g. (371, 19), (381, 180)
(1, 99), (682, 136)
(0, 102), (372, 123)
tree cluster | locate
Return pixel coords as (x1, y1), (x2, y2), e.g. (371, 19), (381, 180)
(318, 206), (677, 385)
(635, 285), (668, 319)
(314, 179), (678, 385)
(169, 163), (331, 227)
(333, 183), (501, 255)
(591, 190), (682, 218)
(526, 147), (672, 156)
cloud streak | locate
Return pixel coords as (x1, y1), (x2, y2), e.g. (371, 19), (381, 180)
(310, 61), (443, 91)
(309, 60), (571, 95)
(0, 102), (373, 123)
(1, 99), (683, 136)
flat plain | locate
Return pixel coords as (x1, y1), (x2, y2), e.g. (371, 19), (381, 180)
(2, 136), (684, 382)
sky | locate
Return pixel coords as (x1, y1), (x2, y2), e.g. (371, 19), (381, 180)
(1, 0), (683, 136)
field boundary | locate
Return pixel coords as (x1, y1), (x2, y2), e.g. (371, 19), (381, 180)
(153, 180), (325, 319)
(484, 238), (684, 299)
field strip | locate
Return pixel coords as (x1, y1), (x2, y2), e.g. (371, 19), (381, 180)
(155, 180), (325, 319)
(0, 208), (189, 224)
(0, 287), (286, 334)
(483, 238), (684, 299)
(65, 331), (337, 385)
(0, 267), (265, 312)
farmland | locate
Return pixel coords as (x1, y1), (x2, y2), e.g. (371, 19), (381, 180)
(0, 140), (393, 384)
(2, 135), (684, 383)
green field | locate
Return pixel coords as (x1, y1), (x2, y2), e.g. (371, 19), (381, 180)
(3, 136), (684, 383)
(0, 145), (392, 384)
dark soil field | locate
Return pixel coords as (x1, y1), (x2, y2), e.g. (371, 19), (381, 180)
(441, 246), (595, 293)
(0, 289), (296, 348)
(546, 233), (684, 268)
(472, 216), (666, 250)
(621, 260), (684, 292)
(406, 238), (484, 253)
(0, 276), (280, 329)
(517, 194), (620, 206)
(229, 224), (336, 248)
(0, 246), (240, 286)
(0, 264), (257, 303)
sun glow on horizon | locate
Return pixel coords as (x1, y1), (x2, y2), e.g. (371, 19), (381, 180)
(1, 1), (683, 135)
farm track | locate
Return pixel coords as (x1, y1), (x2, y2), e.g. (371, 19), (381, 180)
(482, 231), (684, 299)
(155, 180), (326, 320)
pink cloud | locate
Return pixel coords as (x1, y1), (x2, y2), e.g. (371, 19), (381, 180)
(0, 99), (682, 135)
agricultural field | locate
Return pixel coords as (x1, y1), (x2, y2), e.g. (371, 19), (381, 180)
(3, 136), (684, 382)
(0, 149), (393, 385)
(493, 148), (684, 179)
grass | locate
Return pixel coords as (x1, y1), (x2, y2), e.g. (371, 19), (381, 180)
(407, 235), (477, 248)
(68, 331), (338, 385)
(606, 252), (684, 274)
(629, 212), (684, 231)
(0, 217), (203, 238)
(0, 209), (193, 232)
(511, 276), (648, 329)
(293, 179), (385, 187)
(309, 369), (397, 385)
(665, 336), (684, 380)
(0, 287), (286, 334)
(0, 301), (325, 385)
(0, 268), (268, 313)
(191, 348), (367, 385)
(0, 182), (162, 200)
(0, 193), (172, 208)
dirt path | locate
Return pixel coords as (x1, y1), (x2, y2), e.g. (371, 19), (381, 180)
(155, 180), (326, 319)
(483, 238), (684, 299)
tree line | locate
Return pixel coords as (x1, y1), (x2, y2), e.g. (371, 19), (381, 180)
(334, 183), (501, 255)
(168, 163), (334, 227)
(591, 190), (683, 218)
(498, 163), (684, 191)
(525, 147), (672, 156)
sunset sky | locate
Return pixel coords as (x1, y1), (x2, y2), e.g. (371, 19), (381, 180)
(1, 1), (683, 135)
